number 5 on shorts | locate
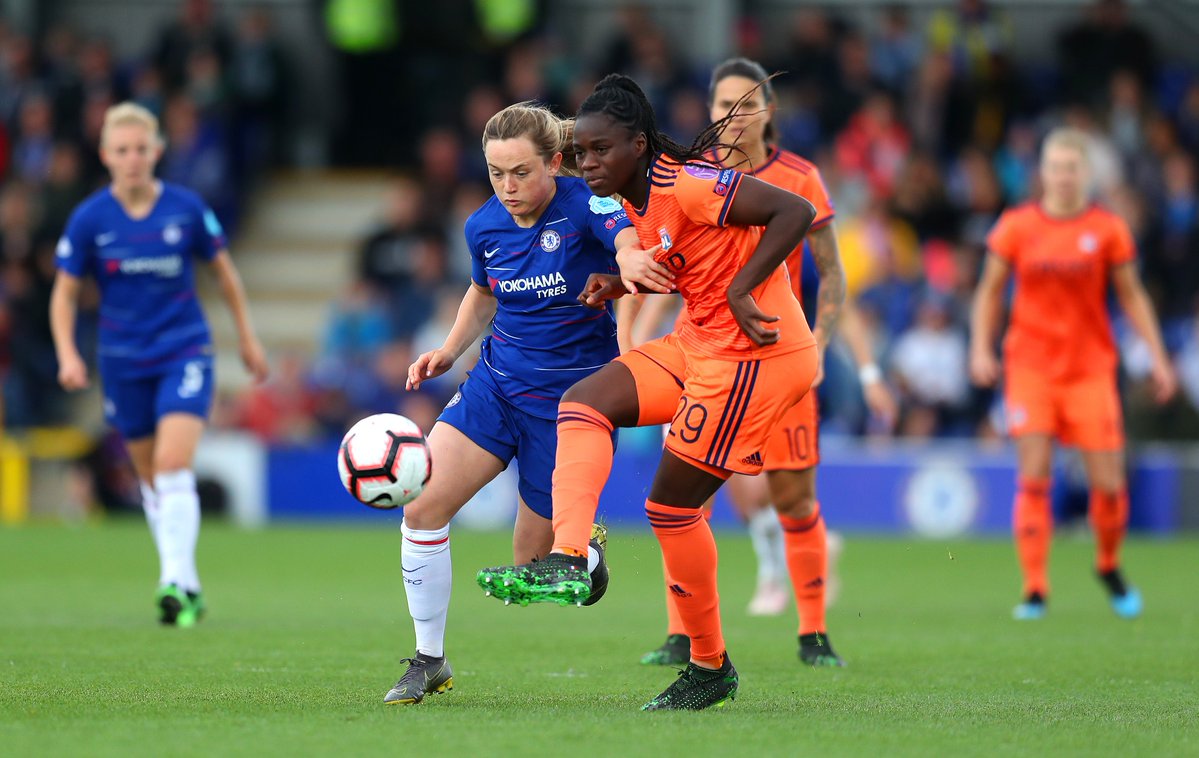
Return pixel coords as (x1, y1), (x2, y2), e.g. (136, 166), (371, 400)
(178, 360), (205, 399)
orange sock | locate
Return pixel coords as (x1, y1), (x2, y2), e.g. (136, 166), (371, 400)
(646, 500), (724, 668)
(1013, 477), (1052, 597)
(1089, 488), (1129, 574)
(661, 555), (687, 636)
(550, 402), (615, 556)
(778, 503), (826, 636)
(662, 507), (712, 638)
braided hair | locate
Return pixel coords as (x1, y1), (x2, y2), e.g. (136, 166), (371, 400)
(578, 74), (736, 166)
(578, 73), (776, 169)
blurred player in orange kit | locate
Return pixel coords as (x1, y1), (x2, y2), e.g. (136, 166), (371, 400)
(970, 126), (1177, 621)
(478, 73), (821, 710)
(629, 58), (897, 670)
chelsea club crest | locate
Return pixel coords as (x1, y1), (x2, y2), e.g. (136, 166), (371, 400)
(539, 229), (562, 252)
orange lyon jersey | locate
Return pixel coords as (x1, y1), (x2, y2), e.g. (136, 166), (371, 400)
(986, 203), (1135, 382)
(711, 147), (836, 304)
(624, 156), (814, 360)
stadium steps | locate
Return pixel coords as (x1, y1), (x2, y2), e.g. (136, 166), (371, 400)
(199, 171), (393, 392)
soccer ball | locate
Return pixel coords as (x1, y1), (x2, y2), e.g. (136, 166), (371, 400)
(338, 413), (432, 509)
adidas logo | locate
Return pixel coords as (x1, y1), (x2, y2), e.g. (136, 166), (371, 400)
(668, 583), (692, 598)
(740, 451), (763, 467)
(804, 577), (824, 589)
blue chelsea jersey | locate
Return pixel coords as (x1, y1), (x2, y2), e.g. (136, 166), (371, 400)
(465, 176), (631, 419)
(56, 183), (226, 377)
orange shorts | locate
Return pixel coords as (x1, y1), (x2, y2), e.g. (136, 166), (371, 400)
(763, 390), (819, 471)
(617, 333), (818, 475)
(1004, 370), (1123, 451)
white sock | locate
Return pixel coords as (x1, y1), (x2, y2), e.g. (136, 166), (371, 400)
(139, 480), (168, 585)
(401, 521), (452, 659)
(748, 507), (784, 585)
(155, 469), (201, 593)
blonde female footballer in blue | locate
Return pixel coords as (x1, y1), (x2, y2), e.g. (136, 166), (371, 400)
(50, 102), (269, 628)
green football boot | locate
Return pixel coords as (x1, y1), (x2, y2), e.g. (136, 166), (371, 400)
(642, 655), (738, 711)
(155, 584), (199, 628)
(799, 632), (846, 667)
(478, 553), (591, 606)
(187, 590), (207, 621)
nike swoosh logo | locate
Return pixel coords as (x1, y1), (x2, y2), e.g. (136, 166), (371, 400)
(96, 232), (118, 246)
(401, 565), (427, 573)
(484, 247), (500, 259)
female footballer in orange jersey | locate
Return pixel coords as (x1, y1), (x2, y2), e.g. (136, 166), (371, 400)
(632, 58), (899, 669)
(970, 127), (1176, 621)
(478, 73), (821, 711)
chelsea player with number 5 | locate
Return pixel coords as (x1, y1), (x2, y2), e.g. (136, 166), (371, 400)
(387, 102), (662, 705)
(50, 102), (269, 628)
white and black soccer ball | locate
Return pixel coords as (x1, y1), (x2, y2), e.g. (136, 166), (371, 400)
(337, 413), (431, 509)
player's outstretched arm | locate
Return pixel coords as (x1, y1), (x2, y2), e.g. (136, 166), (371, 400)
(724, 177), (817, 346)
(1111, 262), (1178, 403)
(210, 251), (269, 383)
(969, 253), (1011, 388)
(407, 283), (496, 390)
(49, 271), (89, 391)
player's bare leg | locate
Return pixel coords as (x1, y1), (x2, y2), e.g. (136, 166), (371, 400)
(513, 496), (553, 563)
(1012, 434), (1053, 619)
(1080, 448), (1140, 618)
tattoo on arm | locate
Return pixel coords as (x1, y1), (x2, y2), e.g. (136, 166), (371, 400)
(808, 225), (846, 348)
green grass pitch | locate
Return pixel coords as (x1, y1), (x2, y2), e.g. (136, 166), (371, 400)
(1, 521), (1196, 757)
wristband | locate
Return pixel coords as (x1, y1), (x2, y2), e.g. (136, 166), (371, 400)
(858, 363), (882, 386)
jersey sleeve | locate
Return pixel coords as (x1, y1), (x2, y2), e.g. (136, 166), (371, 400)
(1107, 214), (1136, 265)
(464, 215), (488, 288)
(799, 166), (836, 229)
(54, 206), (94, 277)
(674, 164), (745, 228)
(986, 210), (1021, 264)
(189, 193), (226, 261)
(582, 194), (632, 251)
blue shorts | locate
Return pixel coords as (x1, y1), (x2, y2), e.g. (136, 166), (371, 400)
(100, 356), (215, 440)
(437, 376), (559, 520)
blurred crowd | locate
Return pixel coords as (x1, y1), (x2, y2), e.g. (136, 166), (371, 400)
(4, 0), (1199, 447)
(0, 0), (291, 428)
